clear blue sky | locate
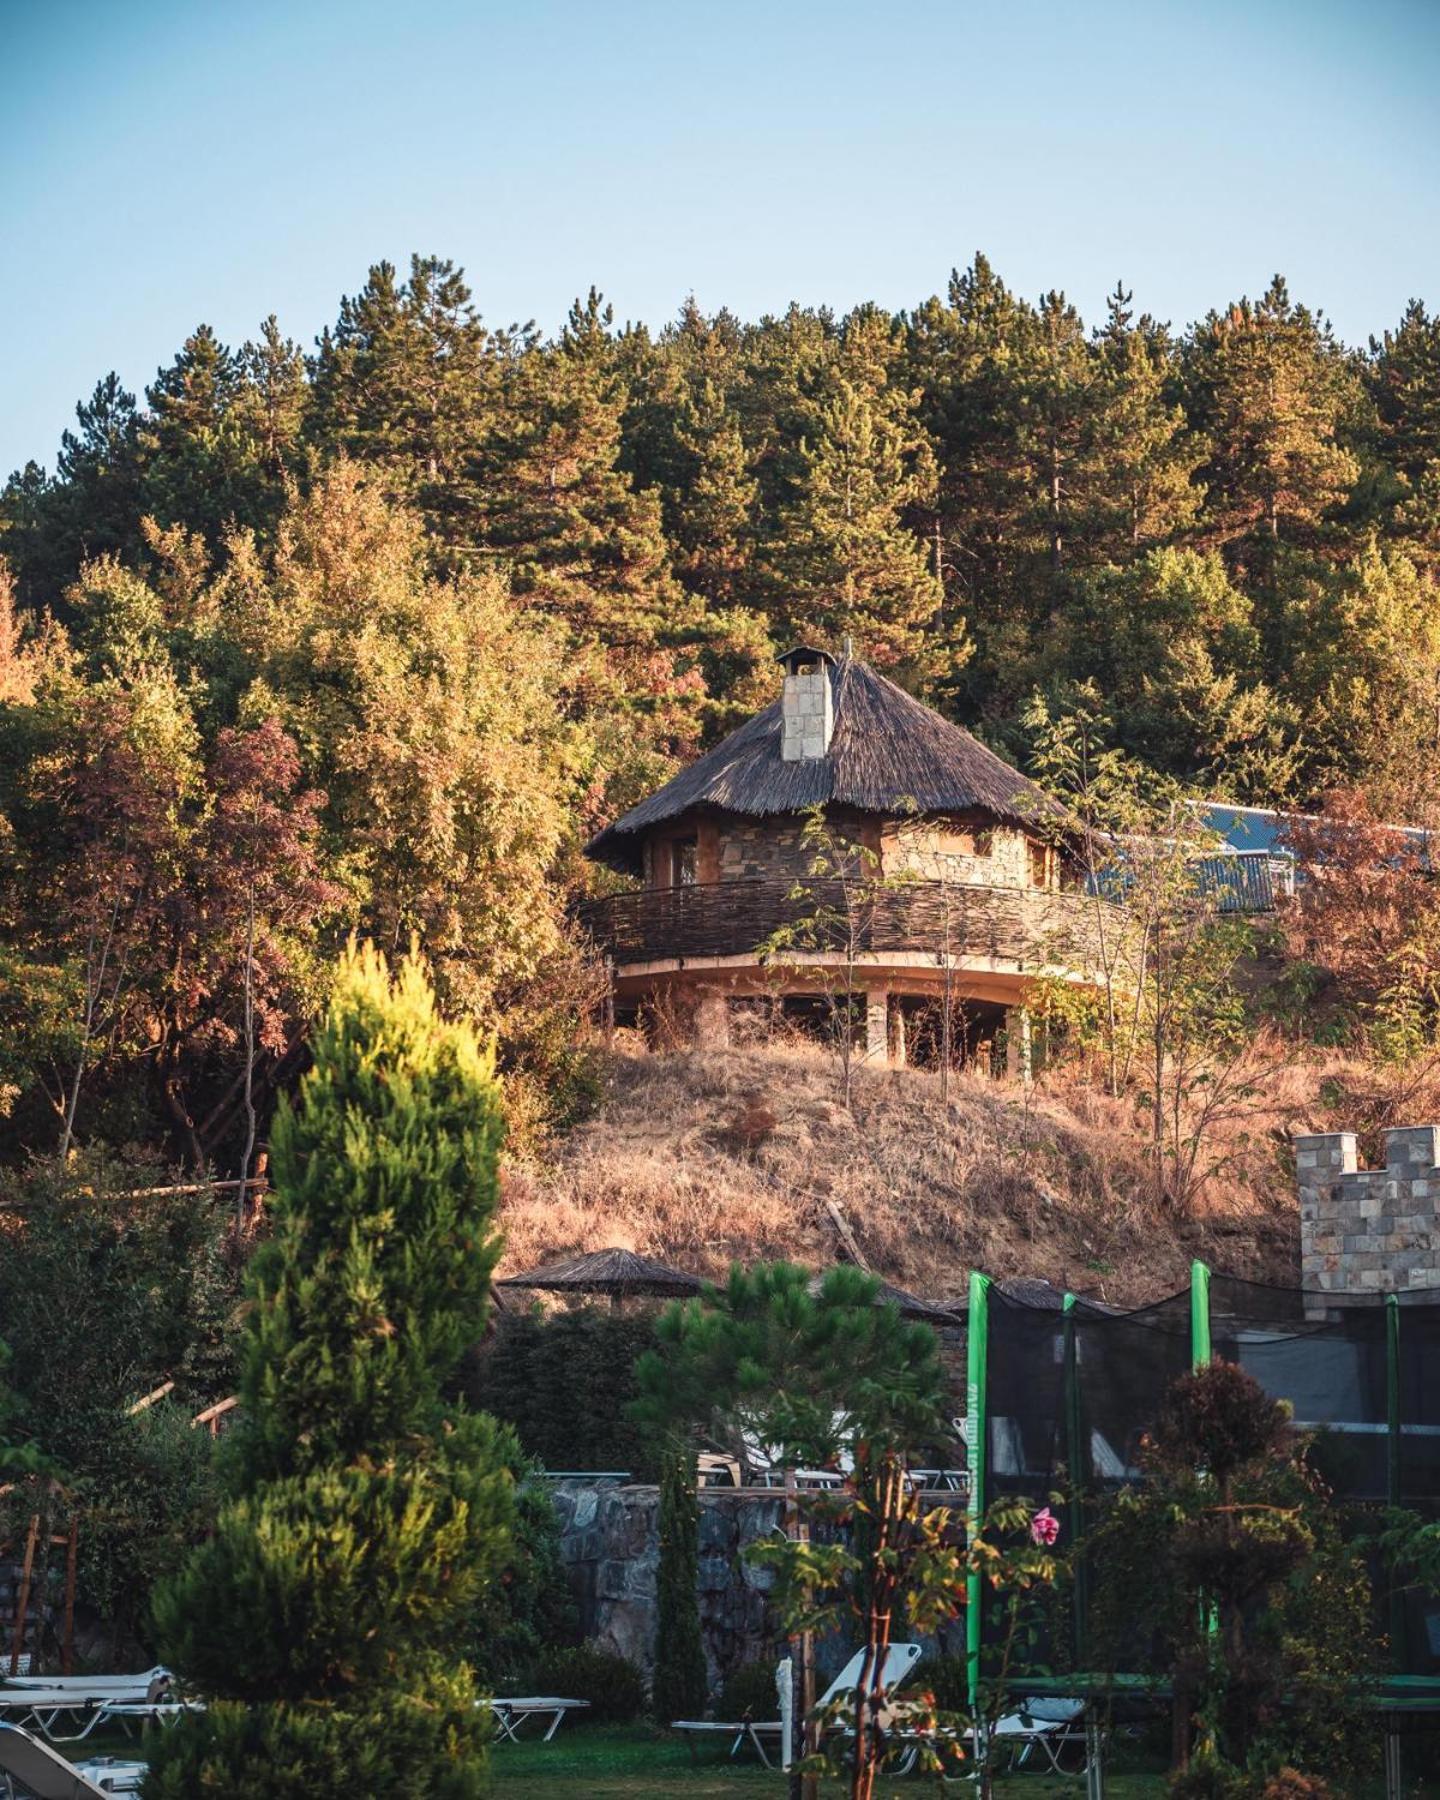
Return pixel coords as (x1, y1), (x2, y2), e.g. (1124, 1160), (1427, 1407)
(3, 0), (1438, 479)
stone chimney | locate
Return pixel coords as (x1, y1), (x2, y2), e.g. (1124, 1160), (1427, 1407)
(777, 645), (836, 763)
(1297, 1124), (1440, 1301)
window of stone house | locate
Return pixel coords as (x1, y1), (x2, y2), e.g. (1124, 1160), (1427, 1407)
(671, 836), (699, 887)
(973, 827), (994, 857)
(1027, 839), (1050, 888)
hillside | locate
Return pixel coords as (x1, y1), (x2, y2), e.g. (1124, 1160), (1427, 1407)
(498, 1038), (1427, 1307)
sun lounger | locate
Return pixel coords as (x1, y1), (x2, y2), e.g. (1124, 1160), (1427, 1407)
(3, 1668), (168, 1697)
(72, 1755), (147, 1795)
(672, 1642), (924, 1767)
(0, 1689), (114, 1743)
(885, 1694), (1091, 1778)
(92, 1699), (202, 1738)
(0, 1719), (117, 1797)
(480, 1696), (589, 1742)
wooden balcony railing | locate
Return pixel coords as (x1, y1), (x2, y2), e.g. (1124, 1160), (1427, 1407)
(576, 877), (1104, 972)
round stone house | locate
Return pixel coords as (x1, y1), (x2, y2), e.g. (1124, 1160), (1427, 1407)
(581, 646), (1099, 1071)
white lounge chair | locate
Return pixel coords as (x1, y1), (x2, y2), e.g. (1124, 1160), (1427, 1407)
(886, 1693), (1091, 1779)
(93, 1699), (202, 1737)
(479, 1696), (589, 1742)
(3, 1669), (168, 1697)
(72, 1755), (147, 1795)
(0, 1719), (118, 1797)
(0, 1689), (114, 1743)
(672, 1642), (924, 1767)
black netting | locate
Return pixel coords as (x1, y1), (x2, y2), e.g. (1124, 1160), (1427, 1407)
(986, 1291), (1067, 1500)
(1399, 1309), (1440, 1504)
(1071, 1293), (1191, 1487)
(967, 1275), (1440, 1678)
(1211, 1296), (1390, 1502)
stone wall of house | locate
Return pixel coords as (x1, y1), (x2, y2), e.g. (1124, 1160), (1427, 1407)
(708, 810), (1044, 890)
(882, 821), (1034, 889)
(1297, 1125), (1440, 1297)
(549, 1481), (786, 1692)
(716, 816), (814, 882)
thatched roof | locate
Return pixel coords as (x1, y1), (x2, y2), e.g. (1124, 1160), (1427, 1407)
(805, 1270), (958, 1323)
(872, 1280), (962, 1324)
(497, 1247), (703, 1298)
(587, 652), (1058, 874)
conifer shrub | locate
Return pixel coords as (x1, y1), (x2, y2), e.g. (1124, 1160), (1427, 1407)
(142, 945), (513, 1799)
(528, 1643), (646, 1723)
(470, 1466), (577, 1690)
(718, 1660), (783, 1722)
(470, 1305), (659, 1477)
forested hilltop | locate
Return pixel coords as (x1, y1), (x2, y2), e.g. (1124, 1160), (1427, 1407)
(1, 253), (1438, 1174)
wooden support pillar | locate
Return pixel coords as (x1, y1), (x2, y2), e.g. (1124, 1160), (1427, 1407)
(888, 996), (907, 1069)
(693, 989), (730, 1051)
(1006, 1006), (1033, 1083)
(10, 1514), (38, 1675)
(863, 990), (889, 1065)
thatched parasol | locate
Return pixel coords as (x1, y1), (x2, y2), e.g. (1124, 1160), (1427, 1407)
(806, 1270), (958, 1324)
(498, 1247), (704, 1301)
(871, 1280), (962, 1324)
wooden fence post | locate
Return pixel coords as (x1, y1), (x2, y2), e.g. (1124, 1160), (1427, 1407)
(10, 1514), (39, 1675)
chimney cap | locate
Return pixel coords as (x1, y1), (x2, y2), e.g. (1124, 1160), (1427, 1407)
(776, 643), (837, 676)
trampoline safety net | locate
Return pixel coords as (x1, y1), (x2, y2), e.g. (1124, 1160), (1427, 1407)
(963, 1263), (1440, 1679)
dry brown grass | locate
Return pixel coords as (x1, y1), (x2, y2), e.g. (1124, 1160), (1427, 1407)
(498, 1036), (1440, 1308)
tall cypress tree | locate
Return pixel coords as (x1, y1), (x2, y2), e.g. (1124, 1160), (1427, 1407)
(652, 1448), (708, 1723)
(143, 944), (513, 1800)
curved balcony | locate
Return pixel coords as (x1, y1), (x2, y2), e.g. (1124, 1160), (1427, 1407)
(576, 877), (1104, 977)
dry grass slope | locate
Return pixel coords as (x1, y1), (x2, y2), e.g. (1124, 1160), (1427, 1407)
(499, 1036), (1440, 1306)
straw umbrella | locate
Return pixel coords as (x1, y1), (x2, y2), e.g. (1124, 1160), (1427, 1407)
(497, 1247), (703, 1311)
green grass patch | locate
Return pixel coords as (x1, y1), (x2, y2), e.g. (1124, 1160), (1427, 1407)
(488, 1722), (1167, 1797)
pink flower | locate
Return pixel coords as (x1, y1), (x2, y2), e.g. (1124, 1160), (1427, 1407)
(1030, 1507), (1060, 1547)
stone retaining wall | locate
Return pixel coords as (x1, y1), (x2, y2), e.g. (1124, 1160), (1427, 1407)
(549, 1481), (786, 1691)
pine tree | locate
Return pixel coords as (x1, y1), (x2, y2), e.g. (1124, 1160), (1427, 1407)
(464, 290), (703, 808)
(767, 307), (942, 673)
(0, 374), (144, 609)
(233, 315), (309, 482)
(1183, 277), (1363, 558)
(652, 1447), (708, 1723)
(143, 944), (513, 1800)
(664, 377), (758, 609)
(140, 324), (259, 542)
(1369, 299), (1440, 550)
(1089, 282), (1204, 557)
(907, 258), (1033, 568)
(309, 256), (500, 514)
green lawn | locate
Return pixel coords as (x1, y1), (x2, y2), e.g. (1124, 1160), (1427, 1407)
(488, 1723), (1164, 1797)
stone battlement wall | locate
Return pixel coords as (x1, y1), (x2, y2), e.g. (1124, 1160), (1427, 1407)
(1297, 1125), (1440, 1297)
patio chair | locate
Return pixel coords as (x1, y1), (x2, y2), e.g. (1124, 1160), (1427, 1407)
(0, 1719), (117, 1797)
(672, 1642), (924, 1767)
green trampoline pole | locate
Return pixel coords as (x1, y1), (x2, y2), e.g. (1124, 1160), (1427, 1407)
(1063, 1293), (1088, 1669)
(1387, 1292), (1405, 1670)
(1190, 1260), (1218, 1647)
(966, 1270), (991, 1719)
(1190, 1261), (1211, 1370)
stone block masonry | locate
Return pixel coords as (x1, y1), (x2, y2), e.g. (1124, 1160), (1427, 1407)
(1297, 1125), (1440, 1298)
